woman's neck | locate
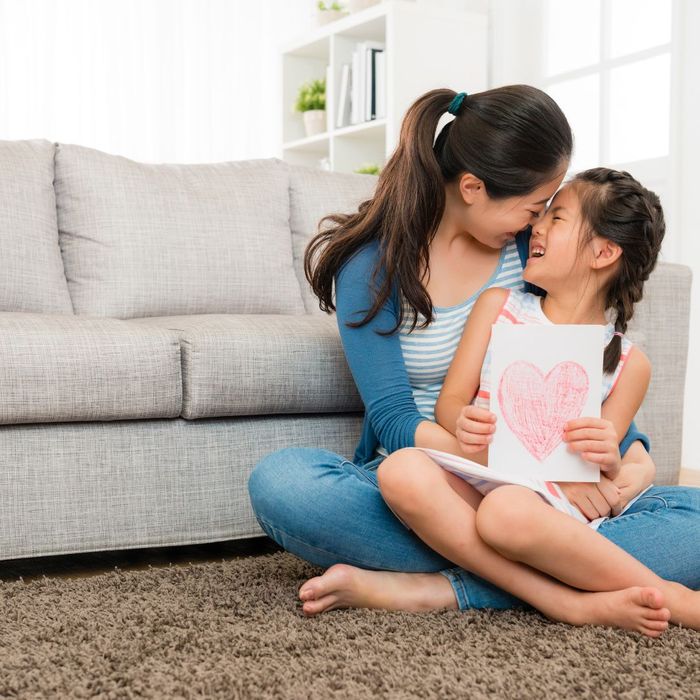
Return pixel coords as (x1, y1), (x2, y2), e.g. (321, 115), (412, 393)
(540, 285), (608, 325)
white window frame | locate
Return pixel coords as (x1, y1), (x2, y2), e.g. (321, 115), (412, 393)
(540, 0), (679, 257)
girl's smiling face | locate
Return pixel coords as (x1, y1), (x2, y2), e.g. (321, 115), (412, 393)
(523, 184), (591, 290)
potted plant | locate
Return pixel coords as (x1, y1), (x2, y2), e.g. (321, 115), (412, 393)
(317, 1), (349, 25)
(348, 0), (381, 12)
(354, 163), (381, 175)
(295, 78), (327, 138)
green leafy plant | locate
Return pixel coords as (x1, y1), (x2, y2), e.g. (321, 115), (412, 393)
(354, 163), (381, 175)
(318, 1), (344, 10)
(294, 78), (326, 112)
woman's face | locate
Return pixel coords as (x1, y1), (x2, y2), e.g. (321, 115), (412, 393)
(461, 170), (567, 249)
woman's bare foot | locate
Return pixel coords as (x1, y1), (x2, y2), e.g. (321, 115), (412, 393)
(568, 587), (670, 638)
(298, 564), (458, 616)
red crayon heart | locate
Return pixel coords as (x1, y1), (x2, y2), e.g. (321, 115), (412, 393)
(497, 360), (589, 462)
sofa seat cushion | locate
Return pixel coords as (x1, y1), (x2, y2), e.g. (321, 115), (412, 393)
(54, 145), (305, 318)
(0, 140), (74, 314)
(0, 314), (182, 424)
(128, 314), (363, 419)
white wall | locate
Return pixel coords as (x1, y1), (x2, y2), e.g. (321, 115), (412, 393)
(673, 0), (700, 471)
(0, 0), (314, 162)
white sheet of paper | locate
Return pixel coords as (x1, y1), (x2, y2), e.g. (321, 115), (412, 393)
(489, 324), (604, 482)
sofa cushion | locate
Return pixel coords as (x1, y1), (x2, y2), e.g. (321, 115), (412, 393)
(128, 314), (363, 419)
(54, 145), (305, 318)
(0, 140), (73, 314)
(289, 165), (378, 313)
(0, 313), (182, 424)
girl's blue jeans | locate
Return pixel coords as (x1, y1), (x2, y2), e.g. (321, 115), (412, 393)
(248, 447), (700, 610)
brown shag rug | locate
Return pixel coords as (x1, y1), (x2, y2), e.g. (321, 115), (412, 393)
(1, 551), (698, 699)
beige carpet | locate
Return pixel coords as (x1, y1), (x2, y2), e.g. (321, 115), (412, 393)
(1, 551), (698, 699)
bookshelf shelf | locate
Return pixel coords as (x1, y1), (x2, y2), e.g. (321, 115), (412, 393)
(334, 118), (386, 139)
(281, 0), (488, 174)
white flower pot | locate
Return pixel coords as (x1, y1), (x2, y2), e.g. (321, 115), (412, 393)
(317, 9), (349, 25)
(303, 110), (327, 137)
(348, 0), (380, 12)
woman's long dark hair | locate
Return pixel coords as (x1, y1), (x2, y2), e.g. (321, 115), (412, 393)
(304, 86), (573, 333)
(572, 168), (665, 374)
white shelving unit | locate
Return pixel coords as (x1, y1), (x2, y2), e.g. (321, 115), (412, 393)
(281, 0), (488, 174)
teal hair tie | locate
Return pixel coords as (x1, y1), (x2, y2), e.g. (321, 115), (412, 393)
(448, 91), (468, 115)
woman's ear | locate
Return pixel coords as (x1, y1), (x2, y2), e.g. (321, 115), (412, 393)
(591, 237), (622, 270)
(459, 173), (486, 205)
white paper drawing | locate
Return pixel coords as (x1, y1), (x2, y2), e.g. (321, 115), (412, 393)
(489, 324), (605, 482)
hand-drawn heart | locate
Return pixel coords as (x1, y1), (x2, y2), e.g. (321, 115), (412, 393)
(497, 360), (589, 462)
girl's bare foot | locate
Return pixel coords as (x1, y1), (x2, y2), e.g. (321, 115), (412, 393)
(569, 587), (670, 638)
(298, 564), (458, 616)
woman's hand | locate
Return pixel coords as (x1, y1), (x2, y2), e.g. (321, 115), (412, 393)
(455, 405), (496, 454)
(557, 478), (621, 520)
(611, 460), (652, 516)
(563, 417), (622, 481)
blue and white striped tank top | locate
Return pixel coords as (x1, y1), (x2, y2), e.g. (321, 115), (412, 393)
(376, 241), (523, 457)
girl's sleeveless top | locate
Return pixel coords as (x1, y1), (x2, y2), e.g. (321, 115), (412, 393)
(376, 240), (523, 457)
(473, 289), (633, 410)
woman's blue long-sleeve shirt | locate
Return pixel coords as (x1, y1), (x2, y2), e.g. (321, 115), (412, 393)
(334, 231), (650, 466)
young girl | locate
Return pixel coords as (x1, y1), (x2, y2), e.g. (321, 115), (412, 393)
(377, 167), (700, 636)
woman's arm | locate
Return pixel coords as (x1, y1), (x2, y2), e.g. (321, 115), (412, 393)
(335, 242), (459, 454)
(434, 287), (508, 435)
(613, 440), (656, 514)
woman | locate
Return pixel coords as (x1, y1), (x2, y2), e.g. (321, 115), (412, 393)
(248, 86), (700, 620)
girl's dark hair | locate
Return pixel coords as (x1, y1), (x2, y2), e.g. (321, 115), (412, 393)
(571, 168), (665, 374)
(304, 86), (573, 333)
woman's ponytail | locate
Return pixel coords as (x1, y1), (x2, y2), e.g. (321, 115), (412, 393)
(305, 88), (456, 332)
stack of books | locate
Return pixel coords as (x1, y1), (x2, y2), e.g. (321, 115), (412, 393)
(336, 41), (386, 128)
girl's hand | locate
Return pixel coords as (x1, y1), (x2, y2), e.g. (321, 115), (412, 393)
(557, 478), (621, 520)
(563, 417), (622, 481)
(455, 405), (496, 454)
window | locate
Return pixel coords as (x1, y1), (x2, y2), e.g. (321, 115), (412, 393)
(543, 0), (673, 173)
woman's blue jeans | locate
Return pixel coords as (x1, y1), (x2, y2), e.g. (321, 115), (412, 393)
(248, 447), (700, 610)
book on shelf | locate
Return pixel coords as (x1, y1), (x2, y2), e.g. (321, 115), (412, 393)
(350, 40), (385, 125)
(375, 50), (386, 119)
(336, 63), (351, 128)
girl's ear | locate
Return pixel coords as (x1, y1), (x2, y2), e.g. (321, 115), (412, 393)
(591, 236), (622, 270)
(459, 173), (486, 205)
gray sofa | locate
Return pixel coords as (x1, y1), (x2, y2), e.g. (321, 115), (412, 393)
(0, 139), (691, 562)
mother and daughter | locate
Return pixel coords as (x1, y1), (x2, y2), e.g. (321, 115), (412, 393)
(249, 86), (700, 636)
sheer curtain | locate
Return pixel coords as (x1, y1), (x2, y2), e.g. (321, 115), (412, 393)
(0, 0), (313, 162)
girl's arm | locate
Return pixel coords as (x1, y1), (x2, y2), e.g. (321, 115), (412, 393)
(565, 346), (652, 482)
(601, 346), (652, 448)
(432, 287), (508, 461)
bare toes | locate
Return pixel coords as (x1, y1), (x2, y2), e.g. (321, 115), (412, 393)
(644, 606), (671, 622)
(639, 587), (665, 610)
(302, 594), (339, 616)
(643, 619), (670, 633)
